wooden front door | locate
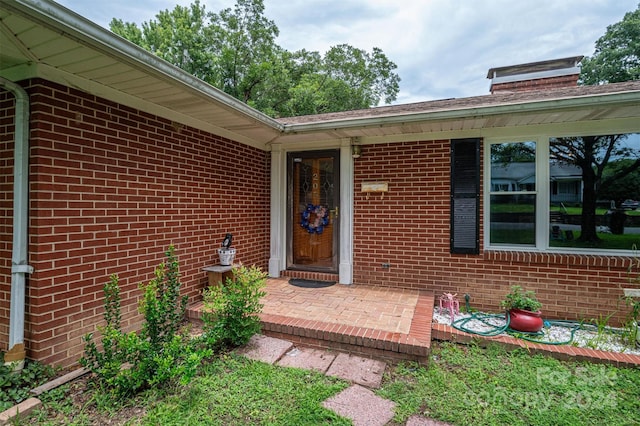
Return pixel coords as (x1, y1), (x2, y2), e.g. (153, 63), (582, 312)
(287, 150), (339, 272)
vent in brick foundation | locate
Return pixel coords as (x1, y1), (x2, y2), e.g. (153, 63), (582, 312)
(487, 55), (583, 94)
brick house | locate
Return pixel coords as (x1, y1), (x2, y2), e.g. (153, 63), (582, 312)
(2, 1), (640, 368)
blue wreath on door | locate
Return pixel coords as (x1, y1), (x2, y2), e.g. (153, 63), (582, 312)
(300, 204), (330, 234)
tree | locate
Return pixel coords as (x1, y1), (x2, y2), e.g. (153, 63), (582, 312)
(599, 159), (640, 203)
(208, 0), (281, 103)
(111, 1), (217, 83)
(580, 3), (640, 85)
(560, 4), (640, 242)
(290, 45), (400, 115)
(490, 142), (535, 164)
(550, 135), (640, 242)
(109, 0), (400, 117)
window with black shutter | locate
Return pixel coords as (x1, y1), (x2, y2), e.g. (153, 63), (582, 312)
(450, 138), (480, 254)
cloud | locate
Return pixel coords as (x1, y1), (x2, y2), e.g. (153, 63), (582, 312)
(56, 0), (639, 103)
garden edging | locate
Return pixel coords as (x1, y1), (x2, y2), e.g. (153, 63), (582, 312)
(432, 322), (640, 368)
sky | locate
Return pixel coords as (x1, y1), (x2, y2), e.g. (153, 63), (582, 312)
(55, 0), (638, 105)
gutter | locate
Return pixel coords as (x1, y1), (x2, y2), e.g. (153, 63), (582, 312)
(281, 89), (640, 134)
(5, 0), (284, 133)
(0, 77), (33, 370)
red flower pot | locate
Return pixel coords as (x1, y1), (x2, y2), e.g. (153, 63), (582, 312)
(507, 308), (543, 332)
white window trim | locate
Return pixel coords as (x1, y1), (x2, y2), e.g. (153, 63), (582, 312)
(484, 137), (542, 250)
(484, 132), (640, 256)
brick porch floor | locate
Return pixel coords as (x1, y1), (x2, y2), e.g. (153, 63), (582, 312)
(187, 277), (434, 363)
(186, 277), (640, 367)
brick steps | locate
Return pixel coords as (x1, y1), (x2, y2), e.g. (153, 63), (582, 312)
(186, 291), (433, 364)
(185, 283), (640, 368)
(279, 270), (340, 283)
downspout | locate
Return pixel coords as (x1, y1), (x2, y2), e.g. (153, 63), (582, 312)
(0, 77), (33, 370)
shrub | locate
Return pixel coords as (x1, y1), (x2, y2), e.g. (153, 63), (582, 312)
(80, 245), (211, 397)
(139, 245), (187, 354)
(202, 265), (267, 348)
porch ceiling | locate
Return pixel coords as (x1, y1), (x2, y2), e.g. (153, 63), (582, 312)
(2, 0), (640, 151)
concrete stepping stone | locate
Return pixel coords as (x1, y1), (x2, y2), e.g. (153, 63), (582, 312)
(322, 384), (395, 426)
(277, 347), (336, 373)
(325, 352), (386, 388)
(235, 334), (293, 364)
(406, 415), (455, 426)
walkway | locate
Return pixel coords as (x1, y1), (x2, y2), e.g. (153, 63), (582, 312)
(237, 333), (452, 426)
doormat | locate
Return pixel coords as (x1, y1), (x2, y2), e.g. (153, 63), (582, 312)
(289, 278), (336, 288)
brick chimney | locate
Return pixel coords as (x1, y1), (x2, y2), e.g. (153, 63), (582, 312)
(487, 56), (583, 94)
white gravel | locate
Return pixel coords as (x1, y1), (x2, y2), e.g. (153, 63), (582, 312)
(434, 307), (640, 356)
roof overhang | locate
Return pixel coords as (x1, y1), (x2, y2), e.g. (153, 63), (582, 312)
(2, 0), (640, 151)
(0, 0), (283, 149)
(276, 84), (640, 145)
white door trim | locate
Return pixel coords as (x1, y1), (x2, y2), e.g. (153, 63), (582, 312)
(268, 141), (353, 284)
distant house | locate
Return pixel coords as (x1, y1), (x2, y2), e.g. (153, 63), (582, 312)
(1, 1), (640, 368)
(491, 162), (583, 203)
(549, 163), (583, 204)
(491, 162), (536, 192)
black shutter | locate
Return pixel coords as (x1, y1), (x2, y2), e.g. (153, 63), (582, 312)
(450, 138), (480, 254)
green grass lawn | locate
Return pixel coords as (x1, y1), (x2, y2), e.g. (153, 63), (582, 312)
(551, 206), (640, 217)
(550, 231), (640, 249)
(378, 342), (640, 426)
(140, 355), (349, 425)
(28, 343), (640, 426)
(493, 204), (640, 217)
(490, 229), (536, 245)
(491, 228), (640, 250)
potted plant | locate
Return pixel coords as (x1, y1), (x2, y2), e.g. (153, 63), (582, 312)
(500, 285), (544, 332)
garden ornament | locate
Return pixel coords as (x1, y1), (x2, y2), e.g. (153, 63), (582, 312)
(439, 292), (460, 324)
(221, 233), (233, 249)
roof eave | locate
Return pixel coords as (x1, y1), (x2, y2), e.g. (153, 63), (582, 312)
(5, 0), (285, 133)
(283, 90), (640, 134)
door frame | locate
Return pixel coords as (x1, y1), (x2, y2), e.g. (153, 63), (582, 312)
(286, 149), (340, 272)
(269, 140), (354, 284)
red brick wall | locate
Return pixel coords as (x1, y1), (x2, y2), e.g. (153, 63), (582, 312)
(1, 79), (270, 367)
(3, 78), (636, 368)
(353, 140), (634, 325)
(490, 74), (579, 94)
